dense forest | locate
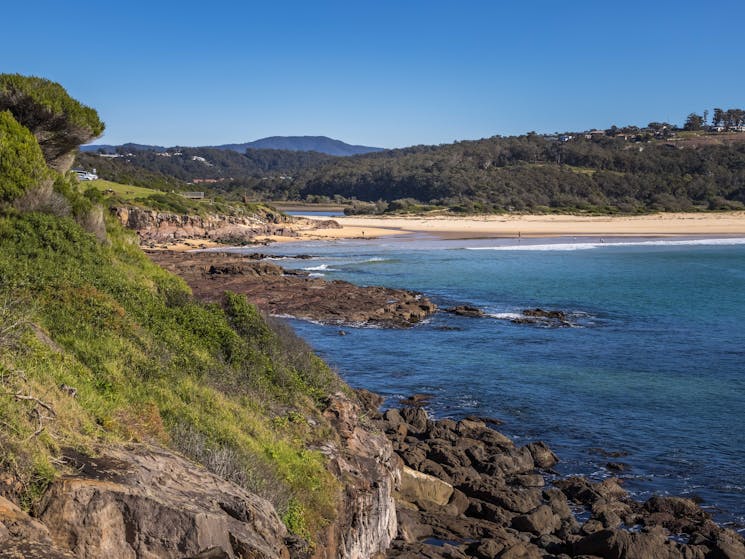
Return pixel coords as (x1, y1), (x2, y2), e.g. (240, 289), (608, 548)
(77, 113), (745, 214)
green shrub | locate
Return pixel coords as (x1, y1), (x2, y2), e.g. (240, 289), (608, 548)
(0, 110), (51, 202)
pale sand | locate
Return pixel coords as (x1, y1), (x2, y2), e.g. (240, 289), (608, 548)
(283, 212), (745, 241)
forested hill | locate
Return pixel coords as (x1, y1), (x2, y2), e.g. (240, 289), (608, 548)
(76, 146), (338, 190)
(291, 132), (745, 213)
(213, 135), (385, 156)
(78, 129), (745, 214)
(81, 135), (384, 157)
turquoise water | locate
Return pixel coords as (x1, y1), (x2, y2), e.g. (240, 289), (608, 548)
(251, 235), (745, 529)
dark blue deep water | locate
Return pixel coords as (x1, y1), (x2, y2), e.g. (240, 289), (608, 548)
(251, 236), (745, 529)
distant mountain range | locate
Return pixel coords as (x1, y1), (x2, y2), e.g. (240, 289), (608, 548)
(81, 136), (385, 157)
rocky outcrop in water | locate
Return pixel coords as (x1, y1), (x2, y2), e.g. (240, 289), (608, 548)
(149, 251), (437, 328)
(112, 206), (341, 246)
(363, 396), (745, 559)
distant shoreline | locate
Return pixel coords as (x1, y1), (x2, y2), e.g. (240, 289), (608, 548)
(256, 211), (745, 243)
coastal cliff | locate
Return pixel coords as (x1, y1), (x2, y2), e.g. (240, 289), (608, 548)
(0, 397), (400, 559)
(111, 206), (341, 246)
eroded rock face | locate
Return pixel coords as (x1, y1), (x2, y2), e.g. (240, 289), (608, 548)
(37, 445), (290, 559)
(112, 206), (340, 246)
(320, 393), (399, 558)
(0, 496), (75, 558)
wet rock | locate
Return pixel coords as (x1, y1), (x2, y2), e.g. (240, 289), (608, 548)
(148, 251), (437, 328)
(589, 447), (630, 458)
(526, 441), (559, 469)
(445, 305), (485, 318)
(640, 496), (718, 537)
(511, 308), (572, 327)
(400, 393), (434, 407)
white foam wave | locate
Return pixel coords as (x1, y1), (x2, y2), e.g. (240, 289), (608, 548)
(467, 237), (745, 252)
(303, 264), (339, 271)
(308, 272), (325, 278)
(486, 312), (523, 320)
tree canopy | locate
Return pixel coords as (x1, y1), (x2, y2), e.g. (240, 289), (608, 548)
(0, 74), (104, 170)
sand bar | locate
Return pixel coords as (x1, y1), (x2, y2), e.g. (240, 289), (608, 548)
(285, 211), (745, 241)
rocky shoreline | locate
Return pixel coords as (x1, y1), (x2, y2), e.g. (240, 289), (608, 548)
(358, 391), (745, 559)
(112, 206), (342, 247)
(148, 251), (437, 328)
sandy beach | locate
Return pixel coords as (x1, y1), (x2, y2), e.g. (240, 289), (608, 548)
(278, 211), (745, 242)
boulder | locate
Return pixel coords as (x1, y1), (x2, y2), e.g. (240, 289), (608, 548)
(574, 526), (685, 559)
(526, 442), (559, 470)
(399, 466), (454, 509)
(511, 505), (561, 536)
(37, 446), (290, 559)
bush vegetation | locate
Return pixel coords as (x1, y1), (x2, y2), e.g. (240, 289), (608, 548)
(0, 110), (51, 202)
(0, 74), (345, 542)
(0, 211), (342, 536)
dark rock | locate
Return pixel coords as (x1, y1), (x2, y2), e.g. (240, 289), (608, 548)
(401, 406), (430, 433)
(148, 251), (437, 328)
(354, 388), (384, 416)
(606, 461), (631, 472)
(522, 308), (568, 320)
(588, 447), (630, 458)
(428, 442), (471, 469)
(511, 308), (572, 327)
(445, 305), (485, 318)
(511, 505), (561, 535)
(573, 526), (685, 559)
(641, 496), (712, 534)
(526, 441), (559, 469)
(443, 489), (470, 517)
(473, 538), (506, 559)
(400, 393), (434, 407)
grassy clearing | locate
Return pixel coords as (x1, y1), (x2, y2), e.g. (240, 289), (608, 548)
(0, 210), (343, 539)
(86, 178), (162, 200)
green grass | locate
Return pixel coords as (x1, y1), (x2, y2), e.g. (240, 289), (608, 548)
(0, 210), (343, 539)
(87, 179), (162, 201)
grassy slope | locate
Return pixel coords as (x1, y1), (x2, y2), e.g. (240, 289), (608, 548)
(0, 210), (344, 538)
(85, 177), (282, 219)
(87, 178), (161, 200)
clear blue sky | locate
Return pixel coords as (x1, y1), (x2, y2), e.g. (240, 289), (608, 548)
(3, 0), (744, 148)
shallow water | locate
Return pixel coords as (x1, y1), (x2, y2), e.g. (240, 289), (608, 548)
(249, 235), (745, 528)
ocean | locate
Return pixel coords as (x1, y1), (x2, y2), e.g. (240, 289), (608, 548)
(247, 234), (745, 530)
